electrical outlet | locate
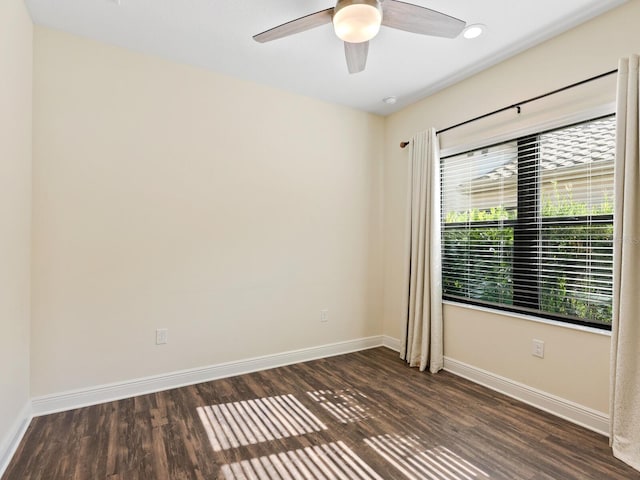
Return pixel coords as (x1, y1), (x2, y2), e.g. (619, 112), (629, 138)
(156, 328), (168, 345)
(532, 339), (544, 358)
(320, 309), (329, 323)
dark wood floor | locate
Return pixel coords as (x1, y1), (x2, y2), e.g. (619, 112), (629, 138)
(3, 347), (639, 479)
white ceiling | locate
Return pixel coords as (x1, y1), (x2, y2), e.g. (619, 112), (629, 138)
(25, 0), (626, 115)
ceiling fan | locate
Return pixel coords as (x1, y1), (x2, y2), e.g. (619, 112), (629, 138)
(253, 0), (466, 74)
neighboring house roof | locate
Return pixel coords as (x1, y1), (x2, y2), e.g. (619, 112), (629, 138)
(466, 116), (615, 192)
(539, 116), (615, 170)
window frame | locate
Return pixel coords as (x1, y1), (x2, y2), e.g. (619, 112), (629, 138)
(440, 114), (615, 331)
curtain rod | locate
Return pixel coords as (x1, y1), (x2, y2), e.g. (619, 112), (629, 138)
(399, 68), (619, 149)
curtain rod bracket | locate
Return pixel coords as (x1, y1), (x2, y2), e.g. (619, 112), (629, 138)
(400, 141), (411, 149)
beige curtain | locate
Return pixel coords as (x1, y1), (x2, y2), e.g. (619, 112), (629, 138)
(610, 55), (640, 471)
(400, 129), (443, 373)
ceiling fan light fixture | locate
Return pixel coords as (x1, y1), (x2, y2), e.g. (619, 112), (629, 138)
(333, 0), (382, 44)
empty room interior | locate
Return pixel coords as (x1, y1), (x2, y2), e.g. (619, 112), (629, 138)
(2, 0), (640, 478)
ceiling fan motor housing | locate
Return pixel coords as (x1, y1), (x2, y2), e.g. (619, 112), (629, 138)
(333, 0), (383, 43)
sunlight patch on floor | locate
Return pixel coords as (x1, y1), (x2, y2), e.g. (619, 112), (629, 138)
(220, 441), (384, 480)
(365, 434), (490, 480)
(307, 389), (373, 424)
(197, 394), (327, 452)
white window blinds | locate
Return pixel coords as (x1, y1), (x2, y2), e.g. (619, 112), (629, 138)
(441, 115), (615, 328)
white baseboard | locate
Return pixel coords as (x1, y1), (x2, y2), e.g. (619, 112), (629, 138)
(32, 335), (385, 416)
(382, 335), (401, 352)
(0, 401), (32, 478)
(443, 356), (609, 436)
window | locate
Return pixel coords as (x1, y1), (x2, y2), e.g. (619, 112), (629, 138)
(441, 116), (615, 329)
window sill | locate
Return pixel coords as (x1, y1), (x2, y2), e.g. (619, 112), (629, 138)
(442, 300), (612, 337)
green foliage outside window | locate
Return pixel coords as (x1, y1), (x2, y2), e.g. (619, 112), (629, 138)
(443, 185), (613, 325)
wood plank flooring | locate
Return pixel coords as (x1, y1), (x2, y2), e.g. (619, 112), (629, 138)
(3, 347), (639, 479)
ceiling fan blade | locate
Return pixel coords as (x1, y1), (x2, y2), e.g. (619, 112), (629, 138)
(344, 41), (369, 74)
(253, 8), (333, 43)
(381, 0), (465, 38)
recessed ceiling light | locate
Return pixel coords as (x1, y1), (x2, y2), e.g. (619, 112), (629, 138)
(463, 24), (486, 39)
(383, 96), (397, 105)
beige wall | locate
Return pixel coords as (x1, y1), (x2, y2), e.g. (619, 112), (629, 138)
(383, 1), (639, 413)
(0, 0), (33, 453)
(31, 28), (384, 397)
